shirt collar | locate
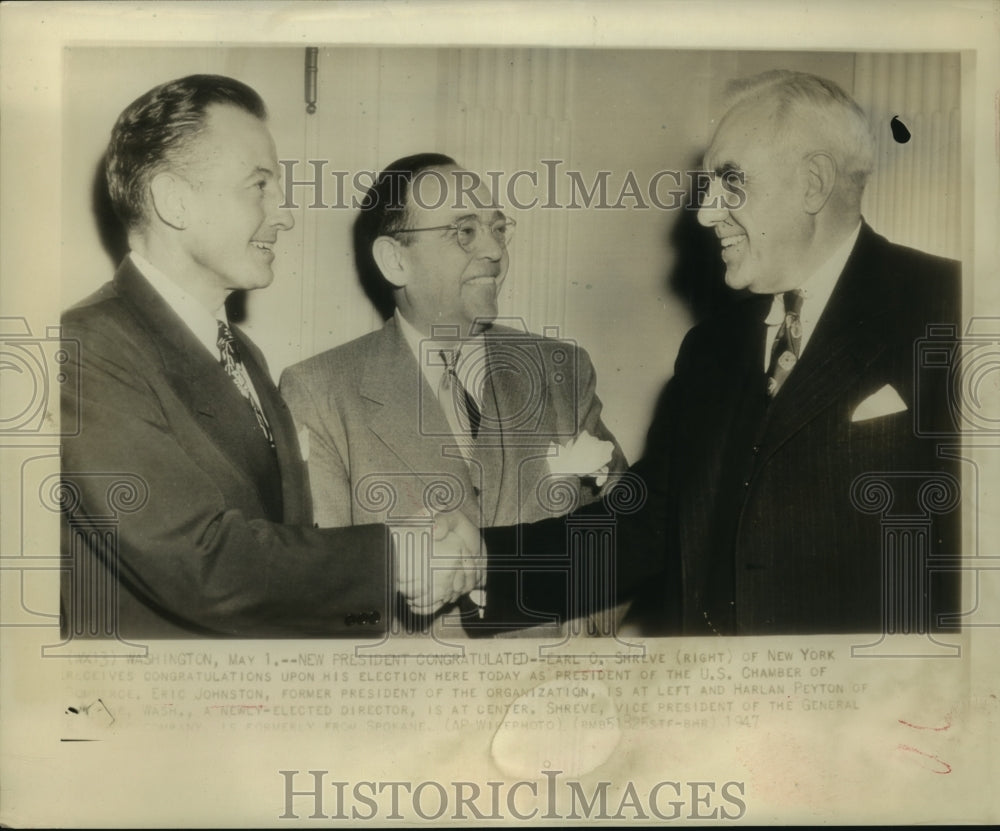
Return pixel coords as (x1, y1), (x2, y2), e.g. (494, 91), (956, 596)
(395, 310), (486, 401)
(130, 251), (227, 357)
(764, 222), (862, 326)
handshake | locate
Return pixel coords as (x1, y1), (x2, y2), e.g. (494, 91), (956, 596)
(391, 512), (486, 616)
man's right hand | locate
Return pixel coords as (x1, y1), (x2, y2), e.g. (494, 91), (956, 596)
(392, 512), (485, 616)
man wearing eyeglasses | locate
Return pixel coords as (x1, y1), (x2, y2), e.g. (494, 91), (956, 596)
(483, 71), (962, 637)
(281, 153), (626, 634)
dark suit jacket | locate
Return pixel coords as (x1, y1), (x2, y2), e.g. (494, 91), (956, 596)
(485, 223), (962, 636)
(60, 257), (389, 638)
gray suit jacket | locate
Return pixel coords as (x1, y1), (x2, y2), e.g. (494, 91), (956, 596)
(280, 318), (626, 531)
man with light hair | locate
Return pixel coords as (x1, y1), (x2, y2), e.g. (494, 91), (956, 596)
(644, 69), (961, 633)
(725, 69), (877, 190)
(483, 69), (961, 636)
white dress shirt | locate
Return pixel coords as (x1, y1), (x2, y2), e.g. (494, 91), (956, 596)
(395, 311), (487, 458)
(130, 251), (266, 412)
(762, 222), (862, 371)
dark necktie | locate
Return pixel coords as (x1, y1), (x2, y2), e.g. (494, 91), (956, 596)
(217, 321), (274, 446)
(766, 290), (804, 398)
(440, 349), (481, 438)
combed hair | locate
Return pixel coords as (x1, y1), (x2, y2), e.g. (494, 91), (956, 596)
(353, 153), (457, 319)
(106, 74), (267, 230)
(725, 70), (876, 192)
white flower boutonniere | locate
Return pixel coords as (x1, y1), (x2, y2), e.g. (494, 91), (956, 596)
(547, 432), (615, 488)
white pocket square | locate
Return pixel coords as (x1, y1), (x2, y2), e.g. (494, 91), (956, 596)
(851, 384), (908, 422)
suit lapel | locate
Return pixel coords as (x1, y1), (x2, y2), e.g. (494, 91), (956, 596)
(360, 320), (478, 521)
(760, 224), (893, 458)
(113, 259), (283, 515)
(478, 332), (558, 525)
(474, 342), (508, 527)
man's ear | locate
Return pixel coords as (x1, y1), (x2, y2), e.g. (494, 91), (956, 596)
(149, 171), (189, 230)
(373, 236), (408, 288)
(802, 151), (836, 215)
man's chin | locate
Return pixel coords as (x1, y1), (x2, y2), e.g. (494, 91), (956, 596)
(245, 269), (276, 292)
(723, 268), (755, 293)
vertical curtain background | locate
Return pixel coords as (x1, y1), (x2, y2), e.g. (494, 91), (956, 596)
(63, 48), (966, 459)
(439, 48), (574, 336)
(854, 52), (962, 260)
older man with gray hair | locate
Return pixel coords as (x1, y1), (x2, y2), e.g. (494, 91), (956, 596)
(484, 70), (962, 636)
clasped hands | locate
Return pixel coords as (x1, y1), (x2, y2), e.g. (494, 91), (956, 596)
(392, 511), (485, 615)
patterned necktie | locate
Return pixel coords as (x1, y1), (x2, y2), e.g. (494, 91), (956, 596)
(766, 290), (804, 398)
(439, 349), (481, 438)
(217, 321), (274, 446)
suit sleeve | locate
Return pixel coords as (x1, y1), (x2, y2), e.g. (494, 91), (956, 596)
(61, 321), (390, 637)
(279, 365), (355, 528)
(479, 343), (682, 634)
(570, 344), (628, 475)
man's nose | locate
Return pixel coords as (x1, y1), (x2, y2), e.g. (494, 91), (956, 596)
(268, 182), (295, 232)
(696, 177), (728, 228)
(476, 226), (504, 260)
(269, 202), (295, 232)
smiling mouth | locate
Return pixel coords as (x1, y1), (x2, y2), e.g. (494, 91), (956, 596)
(251, 241), (275, 253)
(718, 235), (746, 261)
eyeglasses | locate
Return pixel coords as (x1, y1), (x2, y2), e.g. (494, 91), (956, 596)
(394, 215), (517, 252)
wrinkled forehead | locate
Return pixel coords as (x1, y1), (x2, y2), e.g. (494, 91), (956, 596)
(703, 99), (784, 171)
(405, 165), (500, 221)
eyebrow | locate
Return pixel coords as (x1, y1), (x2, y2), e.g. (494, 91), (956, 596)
(712, 161), (742, 177)
(244, 166), (275, 181)
(451, 209), (505, 222)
